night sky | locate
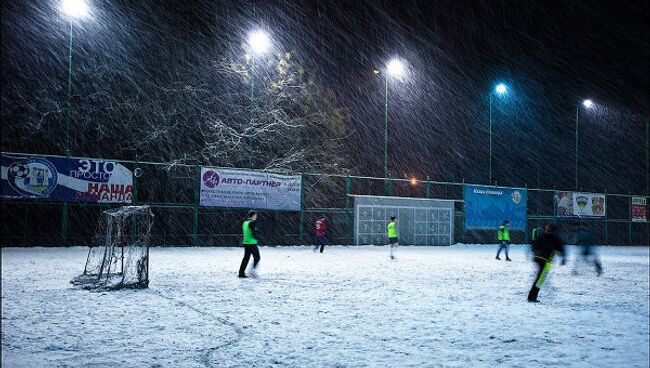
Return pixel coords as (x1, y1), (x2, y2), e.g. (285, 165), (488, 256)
(2, 0), (648, 194)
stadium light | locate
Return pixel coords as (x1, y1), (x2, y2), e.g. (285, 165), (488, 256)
(582, 99), (594, 109)
(488, 83), (509, 183)
(61, 0), (90, 18)
(386, 59), (406, 78)
(248, 30), (271, 55)
(410, 177), (418, 185)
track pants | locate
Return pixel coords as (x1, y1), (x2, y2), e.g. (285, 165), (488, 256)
(496, 241), (510, 258)
(314, 236), (328, 253)
(239, 244), (260, 276)
(528, 257), (552, 301)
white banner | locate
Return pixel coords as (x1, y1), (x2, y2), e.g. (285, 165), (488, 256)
(199, 168), (301, 211)
(556, 191), (606, 218)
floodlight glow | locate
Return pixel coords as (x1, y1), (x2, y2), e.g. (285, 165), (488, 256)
(248, 30), (271, 55)
(410, 177), (417, 185)
(495, 84), (507, 94)
(582, 99), (594, 108)
(386, 59), (406, 78)
(61, 0), (89, 18)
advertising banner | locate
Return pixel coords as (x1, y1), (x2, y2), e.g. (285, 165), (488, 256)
(631, 196), (647, 222)
(200, 167), (301, 211)
(1, 154), (133, 203)
(556, 191), (606, 218)
(464, 185), (527, 230)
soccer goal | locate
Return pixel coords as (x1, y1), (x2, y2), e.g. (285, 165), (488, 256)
(71, 205), (154, 290)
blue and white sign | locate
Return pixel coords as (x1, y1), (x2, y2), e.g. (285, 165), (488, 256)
(1, 154), (133, 203)
(464, 185), (527, 230)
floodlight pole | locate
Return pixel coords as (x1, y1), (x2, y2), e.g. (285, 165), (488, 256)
(489, 93), (493, 184)
(384, 75), (389, 180)
(65, 21), (74, 156)
(249, 60), (255, 169)
(575, 105), (579, 189)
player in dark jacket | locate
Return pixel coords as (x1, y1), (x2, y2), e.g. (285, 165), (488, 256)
(528, 223), (566, 302)
(573, 224), (603, 276)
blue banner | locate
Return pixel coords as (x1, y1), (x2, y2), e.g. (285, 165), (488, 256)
(1, 154), (133, 203)
(464, 185), (527, 230)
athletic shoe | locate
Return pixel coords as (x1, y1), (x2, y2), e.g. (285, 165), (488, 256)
(238, 274), (248, 278)
(495, 256), (501, 260)
(527, 299), (540, 303)
(506, 258), (512, 261)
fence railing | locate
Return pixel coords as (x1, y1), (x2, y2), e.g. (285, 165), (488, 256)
(1, 151), (648, 247)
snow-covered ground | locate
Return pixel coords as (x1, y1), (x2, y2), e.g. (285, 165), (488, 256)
(2, 245), (649, 368)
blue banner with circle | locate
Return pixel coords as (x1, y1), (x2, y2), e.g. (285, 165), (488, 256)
(1, 154), (133, 203)
(464, 185), (527, 230)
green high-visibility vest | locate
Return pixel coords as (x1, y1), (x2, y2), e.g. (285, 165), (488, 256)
(497, 225), (510, 241)
(242, 219), (257, 245)
(387, 221), (398, 238)
(531, 228), (540, 241)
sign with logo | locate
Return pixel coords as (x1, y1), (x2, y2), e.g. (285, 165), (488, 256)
(556, 191), (606, 218)
(1, 154), (133, 203)
(200, 167), (301, 211)
(464, 185), (527, 230)
(631, 196), (647, 222)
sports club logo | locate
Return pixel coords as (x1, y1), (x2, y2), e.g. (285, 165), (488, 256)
(202, 170), (220, 188)
(7, 158), (58, 197)
(511, 191), (522, 205)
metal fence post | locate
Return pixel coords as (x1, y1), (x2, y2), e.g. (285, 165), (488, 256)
(61, 202), (69, 246)
(426, 176), (430, 198)
(133, 156), (139, 204)
(346, 175), (352, 244)
(629, 193), (633, 245)
(193, 165), (200, 246)
(299, 173), (305, 245)
(461, 180), (465, 244)
(604, 190), (608, 245)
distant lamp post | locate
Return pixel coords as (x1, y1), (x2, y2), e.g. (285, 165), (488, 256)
(376, 58), (406, 180)
(246, 29), (272, 168)
(575, 99), (594, 188)
(60, 0), (89, 156)
(489, 83), (508, 183)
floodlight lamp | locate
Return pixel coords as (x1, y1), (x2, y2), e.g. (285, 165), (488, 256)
(386, 59), (406, 78)
(248, 30), (271, 55)
(61, 0), (90, 18)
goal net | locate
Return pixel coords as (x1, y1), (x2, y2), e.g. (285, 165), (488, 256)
(71, 205), (154, 290)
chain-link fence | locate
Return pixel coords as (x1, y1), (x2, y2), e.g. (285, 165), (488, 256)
(1, 152), (648, 246)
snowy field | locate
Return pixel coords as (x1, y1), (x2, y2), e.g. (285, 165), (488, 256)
(2, 245), (649, 368)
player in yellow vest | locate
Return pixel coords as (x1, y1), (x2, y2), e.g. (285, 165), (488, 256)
(496, 220), (512, 261)
(238, 210), (261, 278)
(387, 216), (399, 259)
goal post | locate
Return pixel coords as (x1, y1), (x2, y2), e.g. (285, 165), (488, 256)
(71, 205), (154, 290)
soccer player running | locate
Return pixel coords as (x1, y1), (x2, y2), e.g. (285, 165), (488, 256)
(313, 216), (328, 253)
(387, 216), (399, 259)
(496, 220), (512, 261)
(238, 210), (261, 278)
(573, 223), (603, 276)
(528, 223), (566, 302)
